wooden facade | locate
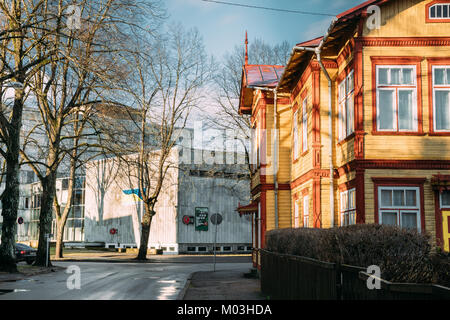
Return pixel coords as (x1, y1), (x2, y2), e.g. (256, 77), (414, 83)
(239, 0), (450, 263)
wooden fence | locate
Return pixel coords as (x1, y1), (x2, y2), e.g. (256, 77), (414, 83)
(260, 250), (450, 300)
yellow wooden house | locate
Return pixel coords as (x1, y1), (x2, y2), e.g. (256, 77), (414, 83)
(238, 0), (450, 267)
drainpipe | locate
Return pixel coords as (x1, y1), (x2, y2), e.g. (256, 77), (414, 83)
(283, 17), (338, 228)
(248, 86), (279, 229)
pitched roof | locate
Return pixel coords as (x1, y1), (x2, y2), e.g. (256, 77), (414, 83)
(243, 64), (285, 88)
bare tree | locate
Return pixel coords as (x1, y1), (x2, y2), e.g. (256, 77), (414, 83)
(19, 0), (164, 266)
(206, 38), (291, 180)
(118, 24), (214, 260)
(0, 0), (57, 272)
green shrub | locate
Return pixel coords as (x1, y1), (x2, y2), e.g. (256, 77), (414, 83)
(265, 224), (449, 286)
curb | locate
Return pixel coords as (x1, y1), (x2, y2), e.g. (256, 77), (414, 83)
(177, 273), (194, 300)
(0, 266), (65, 283)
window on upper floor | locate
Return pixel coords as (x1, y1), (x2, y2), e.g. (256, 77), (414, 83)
(302, 98), (308, 152)
(338, 70), (354, 141)
(432, 66), (450, 131)
(376, 65), (418, 132)
(428, 2), (450, 21)
(293, 108), (299, 160)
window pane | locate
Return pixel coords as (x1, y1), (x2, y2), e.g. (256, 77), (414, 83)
(391, 68), (401, 84)
(441, 191), (450, 207)
(379, 90), (395, 130)
(402, 68), (413, 85)
(437, 4), (442, 17)
(381, 190), (392, 207)
(444, 5), (448, 18)
(349, 190), (355, 209)
(431, 5), (436, 18)
(347, 72), (354, 92)
(435, 90), (450, 130)
(398, 90), (414, 130)
(339, 82), (346, 102)
(405, 190), (417, 207)
(401, 212), (417, 229)
(393, 190), (405, 206)
(346, 94), (354, 135)
(435, 69), (445, 85)
(339, 101), (345, 140)
(447, 69), (450, 85)
(382, 212), (398, 226)
(378, 68), (389, 85)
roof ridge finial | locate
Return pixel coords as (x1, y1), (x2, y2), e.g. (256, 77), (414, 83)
(245, 31), (248, 66)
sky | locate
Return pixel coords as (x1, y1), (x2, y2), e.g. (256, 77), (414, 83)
(166, 0), (363, 60)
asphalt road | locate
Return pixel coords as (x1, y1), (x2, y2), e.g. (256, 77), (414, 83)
(0, 257), (253, 300)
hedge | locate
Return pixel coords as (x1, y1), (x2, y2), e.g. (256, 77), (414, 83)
(265, 224), (450, 287)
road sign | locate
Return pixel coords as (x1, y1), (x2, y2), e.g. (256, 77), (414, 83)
(210, 213), (223, 225)
(17, 217), (24, 225)
(195, 207), (208, 231)
(182, 215), (194, 225)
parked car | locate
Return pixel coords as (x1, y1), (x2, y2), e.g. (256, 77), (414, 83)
(15, 243), (37, 265)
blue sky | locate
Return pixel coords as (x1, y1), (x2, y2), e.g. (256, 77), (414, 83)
(166, 0), (363, 60)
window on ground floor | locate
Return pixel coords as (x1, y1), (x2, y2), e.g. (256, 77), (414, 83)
(340, 188), (356, 226)
(303, 195), (309, 228)
(378, 186), (421, 231)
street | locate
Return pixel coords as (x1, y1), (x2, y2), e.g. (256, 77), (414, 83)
(0, 256), (253, 300)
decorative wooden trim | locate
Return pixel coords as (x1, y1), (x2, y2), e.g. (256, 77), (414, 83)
(357, 37), (450, 47)
(261, 190), (266, 248)
(372, 177), (426, 232)
(338, 179), (356, 191)
(292, 63), (313, 101)
(336, 60), (355, 83)
(355, 169), (365, 224)
(371, 56), (424, 135)
(354, 39), (364, 159)
(301, 187), (310, 196)
(313, 176), (321, 228)
(291, 169), (330, 190)
(425, 1), (450, 23)
(312, 69), (321, 169)
(337, 38), (355, 67)
(428, 57), (450, 135)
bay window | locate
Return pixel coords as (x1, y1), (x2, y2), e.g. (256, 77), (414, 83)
(376, 65), (418, 132)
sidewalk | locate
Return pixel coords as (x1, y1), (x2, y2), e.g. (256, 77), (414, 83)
(181, 265), (266, 300)
(0, 265), (64, 283)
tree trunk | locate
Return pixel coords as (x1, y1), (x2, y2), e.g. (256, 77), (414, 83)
(0, 92), (24, 273)
(54, 220), (66, 259)
(136, 202), (155, 260)
(0, 152), (21, 273)
(34, 173), (57, 266)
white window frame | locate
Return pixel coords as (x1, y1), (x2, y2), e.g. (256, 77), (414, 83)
(378, 186), (421, 232)
(340, 188), (356, 226)
(302, 98), (308, 152)
(429, 3), (450, 20)
(303, 195), (309, 228)
(432, 65), (450, 132)
(376, 65), (418, 132)
(293, 109), (299, 160)
(338, 70), (355, 141)
(294, 200), (299, 228)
